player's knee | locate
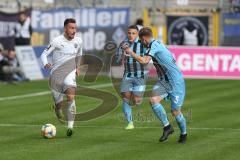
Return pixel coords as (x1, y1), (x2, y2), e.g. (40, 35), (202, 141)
(122, 92), (131, 100)
(171, 109), (181, 116)
(55, 101), (63, 109)
(67, 94), (75, 102)
(134, 96), (142, 106)
(150, 96), (161, 105)
(54, 96), (64, 105)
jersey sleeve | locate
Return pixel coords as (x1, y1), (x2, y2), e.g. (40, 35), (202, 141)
(115, 42), (124, 63)
(147, 41), (159, 57)
(40, 40), (56, 66)
(77, 38), (83, 56)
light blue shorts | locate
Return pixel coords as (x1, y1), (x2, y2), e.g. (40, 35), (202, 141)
(152, 79), (185, 110)
(120, 77), (147, 97)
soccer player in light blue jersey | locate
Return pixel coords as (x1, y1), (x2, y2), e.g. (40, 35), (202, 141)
(122, 27), (187, 143)
(116, 25), (148, 130)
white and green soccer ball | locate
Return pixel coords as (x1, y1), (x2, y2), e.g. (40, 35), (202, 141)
(41, 124), (56, 139)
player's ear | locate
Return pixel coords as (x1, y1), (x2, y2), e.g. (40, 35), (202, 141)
(147, 36), (152, 42)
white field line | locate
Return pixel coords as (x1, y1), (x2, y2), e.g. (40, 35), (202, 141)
(0, 123), (240, 131)
(0, 83), (113, 101)
(0, 91), (51, 101)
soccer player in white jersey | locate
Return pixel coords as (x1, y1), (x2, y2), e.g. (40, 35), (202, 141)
(40, 18), (82, 137)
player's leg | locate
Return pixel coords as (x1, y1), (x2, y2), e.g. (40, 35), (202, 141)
(122, 92), (134, 129)
(55, 101), (64, 119)
(120, 77), (134, 129)
(131, 77), (147, 123)
(123, 78), (144, 130)
(172, 109), (187, 143)
(65, 87), (76, 137)
(132, 77), (146, 107)
(63, 69), (77, 137)
(150, 81), (174, 142)
(51, 89), (64, 122)
(170, 81), (187, 143)
(132, 95), (142, 107)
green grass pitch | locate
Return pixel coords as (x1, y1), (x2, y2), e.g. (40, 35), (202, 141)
(0, 76), (240, 160)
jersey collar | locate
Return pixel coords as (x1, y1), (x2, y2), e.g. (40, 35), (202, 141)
(147, 38), (155, 48)
(63, 34), (75, 42)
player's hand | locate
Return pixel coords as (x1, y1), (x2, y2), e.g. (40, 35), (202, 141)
(121, 43), (129, 50)
(76, 68), (80, 76)
(124, 47), (133, 55)
(44, 63), (52, 69)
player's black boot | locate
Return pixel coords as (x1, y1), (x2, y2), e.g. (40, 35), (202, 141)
(67, 128), (73, 137)
(178, 134), (187, 143)
(159, 125), (174, 142)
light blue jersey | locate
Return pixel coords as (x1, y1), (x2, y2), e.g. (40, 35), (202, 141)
(117, 38), (148, 125)
(116, 38), (148, 78)
(147, 39), (185, 109)
(147, 40), (183, 84)
(146, 40), (187, 136)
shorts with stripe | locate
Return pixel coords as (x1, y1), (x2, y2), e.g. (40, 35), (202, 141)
(152, 78), (185, 110)
(50, 70), (77, 104)
(120, 76), (147, 97)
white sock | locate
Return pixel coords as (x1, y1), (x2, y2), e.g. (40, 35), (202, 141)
(68, 121), (74, 129)
(67, 100), (76, 129)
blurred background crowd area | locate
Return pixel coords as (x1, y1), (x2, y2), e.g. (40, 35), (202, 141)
(0, 0), (240, 82)
(1, 0), (240, 46)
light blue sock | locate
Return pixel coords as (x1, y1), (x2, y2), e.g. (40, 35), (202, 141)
(152, 103), (169, 126)
(122, 99), (132, 123)
(175, 113), (187, 135)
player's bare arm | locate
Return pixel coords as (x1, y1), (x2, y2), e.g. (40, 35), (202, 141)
(41, 44), (55, 70)
(123, 46), (151, 64)
(75, 56), (82, 76)
(75, 48), (82, 76)
(75, 37), (83, 77)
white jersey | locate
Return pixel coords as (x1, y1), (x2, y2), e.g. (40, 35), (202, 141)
(41, 34), (83, 74)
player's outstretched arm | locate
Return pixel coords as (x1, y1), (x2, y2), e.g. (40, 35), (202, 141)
(115, 41), (126, 64)
(124, 47), (151, 64)
(115, 47), (123, 64)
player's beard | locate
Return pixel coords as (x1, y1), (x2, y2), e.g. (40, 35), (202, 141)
(142, 43), (148, 48)
(64, 32), (75, 40)
(69, 33), (75, 40)
(129, 38), (137, 44)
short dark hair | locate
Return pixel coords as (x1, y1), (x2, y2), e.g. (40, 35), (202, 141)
(128, 25), (139, 31)
(64, 18), (76, 27)
(135, 18), (143, 26)
(139, 27), (153, 37)
(19, 11), (27, 16)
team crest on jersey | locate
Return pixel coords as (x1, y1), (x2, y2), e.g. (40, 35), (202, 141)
(74, 43), (78, 48)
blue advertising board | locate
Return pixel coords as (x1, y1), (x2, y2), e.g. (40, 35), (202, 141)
(223, 13), (240, 37)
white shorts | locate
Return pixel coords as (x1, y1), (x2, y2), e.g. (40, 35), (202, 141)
(51, 70), (77, 104)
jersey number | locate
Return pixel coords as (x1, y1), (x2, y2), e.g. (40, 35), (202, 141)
(173, 96), (179, 104)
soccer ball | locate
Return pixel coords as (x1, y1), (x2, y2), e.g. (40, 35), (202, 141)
(41, 124), (56, 139)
